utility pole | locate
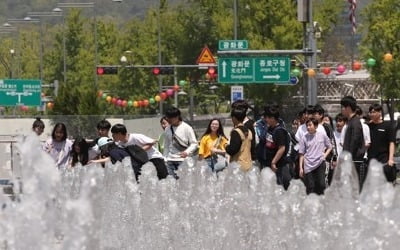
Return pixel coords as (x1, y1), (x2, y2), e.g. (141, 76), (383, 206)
(297, 0), (318, 106)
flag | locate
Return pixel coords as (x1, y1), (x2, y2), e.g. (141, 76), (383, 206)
(348, 0), (357, 34)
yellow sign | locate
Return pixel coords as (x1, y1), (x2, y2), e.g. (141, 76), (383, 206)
(196, 46), (216, 64)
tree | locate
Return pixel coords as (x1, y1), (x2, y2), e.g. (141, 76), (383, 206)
(360, 0), (400, 120)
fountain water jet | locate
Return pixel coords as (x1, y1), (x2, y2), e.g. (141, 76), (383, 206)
(0, 135), (399, 249)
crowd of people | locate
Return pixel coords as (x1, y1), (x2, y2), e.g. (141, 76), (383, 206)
(32, 96), (398, 194)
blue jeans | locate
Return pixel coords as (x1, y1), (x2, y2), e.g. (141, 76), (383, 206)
(166, 161), (183, 179)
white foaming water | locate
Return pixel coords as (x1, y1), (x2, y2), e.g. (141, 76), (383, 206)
(1, 135), (400, 249)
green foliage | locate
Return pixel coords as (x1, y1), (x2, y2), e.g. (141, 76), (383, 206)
(360, 0), (400, 101)
(0, 0), (346, 117)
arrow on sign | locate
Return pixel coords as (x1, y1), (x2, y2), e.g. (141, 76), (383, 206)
(263, 75), (281, 79)
(222, 61), (227, 78)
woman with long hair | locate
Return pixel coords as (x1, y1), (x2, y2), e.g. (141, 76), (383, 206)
(69, 136), (89, 167)
(43, 122), (73, 170)
(198, 118), (228, 171)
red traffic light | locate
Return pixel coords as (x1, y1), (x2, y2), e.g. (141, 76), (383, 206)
(208, 67), (216, 75)
(96, 66), (118, 75)
(152, 67), (160, 75)
(152, 67), (174, 75)
(97, 67), (105, 75)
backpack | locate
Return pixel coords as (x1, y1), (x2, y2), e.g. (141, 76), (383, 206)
(270, 126), (297, 163)
(125, 144), (149, 165)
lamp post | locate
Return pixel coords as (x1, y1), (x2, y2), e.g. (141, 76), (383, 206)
(7, 18), (42, 80)
(26, 9), (64, 83)
(57, 2), (97, 87)
(0, 24), (18, 78)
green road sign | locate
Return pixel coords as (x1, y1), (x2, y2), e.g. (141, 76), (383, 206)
(218, 56), (291, 84)
(0, 79), (41, 106)
(218, 40), (248, 51)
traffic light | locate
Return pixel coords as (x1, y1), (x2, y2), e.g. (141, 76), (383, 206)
(207, 66), (217, 80)
(152, 66), (174, 75)
(96, 66), (118, 75)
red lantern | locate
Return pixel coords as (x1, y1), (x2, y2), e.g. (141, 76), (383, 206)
(173, 85), (180, 91)
(111, 97), (117, 104)
(352, 61), (362, 71)
(322, 67), (331, 75)
(143, 99), (149, 107)
(97, 90), (103, 97)
(160, 92), (167, 100)
(122, 100), (127, 107)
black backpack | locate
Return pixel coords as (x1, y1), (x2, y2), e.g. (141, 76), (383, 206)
(125, 144), (149, 165)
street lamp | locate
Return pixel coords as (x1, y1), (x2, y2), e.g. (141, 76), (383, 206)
(7, 18), (42, 80)
(57, 2), (97, 87)
(0, 24), (18, 78)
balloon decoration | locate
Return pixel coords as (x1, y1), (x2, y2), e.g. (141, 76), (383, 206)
(336, 64), (346, 74)
(384, 53), (393, 63)
(322, 67), (331, 75)
(97, 85), (179, 108)
(367, 58), (376, 67)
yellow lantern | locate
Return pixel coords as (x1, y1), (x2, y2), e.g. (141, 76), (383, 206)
(384, 53), (393, 62)
(307, 68), (316, 77)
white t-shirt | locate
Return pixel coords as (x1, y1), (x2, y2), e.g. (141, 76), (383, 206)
(333, 130), (343, 157)
(118, 133), (163, 160)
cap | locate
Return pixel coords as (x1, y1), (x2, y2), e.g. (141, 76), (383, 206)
(97, 137), (113, 147)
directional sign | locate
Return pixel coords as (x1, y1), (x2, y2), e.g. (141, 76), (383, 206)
(218, 56), (291, 84)
(218, 40), (248, 51)
(0, 79), (41, 106)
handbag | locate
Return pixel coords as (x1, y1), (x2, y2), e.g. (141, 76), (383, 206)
(383, 164), (397, 182)
(212, 136), (227, 171)
(125, 144), (149, 165)
(213, 154), (227, 171)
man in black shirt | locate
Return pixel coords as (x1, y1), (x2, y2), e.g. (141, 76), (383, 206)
(341, 96), (366, 191)
(367, 103), (396, 182)
(263, 105), (291, 190)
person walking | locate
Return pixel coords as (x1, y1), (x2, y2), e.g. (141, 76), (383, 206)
(198, 118), (228, 172)
(299, 118), (332, 195)
(263, 105), (292, 190)
(225, 107), (253, 171)
(367, 103), (396, 183)
(340, 96), (366, 191)
(163, 107), (198, 178)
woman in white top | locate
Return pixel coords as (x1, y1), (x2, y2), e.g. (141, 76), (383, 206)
(43, 122), (73, 170)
